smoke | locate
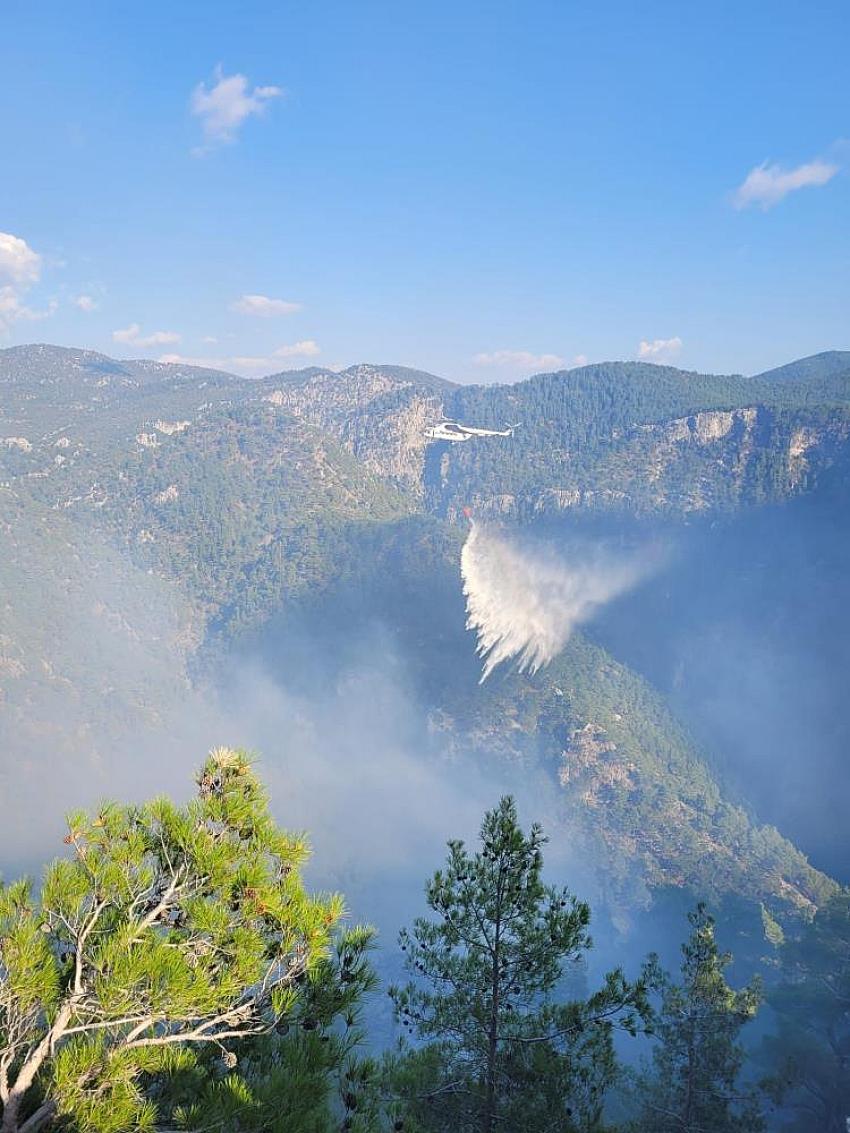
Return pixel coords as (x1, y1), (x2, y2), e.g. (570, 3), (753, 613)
(461, 521), (656, 682)
(205, 638), (592, 1046)
(588, 498), (850, 882)
(0, 521), (587, 922)
(214, 655), (497, 886)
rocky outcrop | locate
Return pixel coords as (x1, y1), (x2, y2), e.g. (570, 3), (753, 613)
(265, 365), (446, 491)
(1, 436), (32, 452)
(433, 404), (850, 519)
(788, 425), (820, 486)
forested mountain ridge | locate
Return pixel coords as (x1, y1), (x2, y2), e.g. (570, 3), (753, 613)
(1, 343), (848, 931)
(755, 349), (850, 383)
(5, 346), (850, 522)
(427, 632), (837, 919)
(431, 361), (850, 519)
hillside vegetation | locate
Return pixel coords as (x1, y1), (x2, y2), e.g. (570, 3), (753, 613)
(1, 343), (848, 926)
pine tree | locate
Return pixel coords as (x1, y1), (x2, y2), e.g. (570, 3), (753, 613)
(165, 927), (379, 1133)
(761, 891), (850, 1132)
(631, 903), (763, 1133)
(0, 747), (368, 1133)
(388, 796), (649, 1133)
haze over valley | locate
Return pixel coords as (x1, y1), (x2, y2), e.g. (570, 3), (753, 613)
(3, 343), (848, 901)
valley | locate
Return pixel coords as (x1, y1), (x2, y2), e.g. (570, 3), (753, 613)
(2, 344), (848, 933)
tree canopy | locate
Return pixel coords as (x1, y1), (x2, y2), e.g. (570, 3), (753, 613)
(388, 796), (650, 1133)
(630, 903), (764, 1133)
(761, 890), (850, 1132)
(0, 747), (366, 1133)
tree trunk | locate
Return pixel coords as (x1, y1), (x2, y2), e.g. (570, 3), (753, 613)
(17, 1100), (57, 1133)
(483, 900), (501, 1133)
(2, 1004), (71, 1133)
(1, 1095), (21, 1133)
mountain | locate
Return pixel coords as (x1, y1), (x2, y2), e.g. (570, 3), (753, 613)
(1, 343), (849, 935)
(755, 350), (850, 383)
(261, 363), (454, 489)
(429, 361), (850, 518)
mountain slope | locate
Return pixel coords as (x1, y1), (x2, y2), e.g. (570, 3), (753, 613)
(262, 363), (453, 489)
(247, 517), (838, 922)
(1, 344), (847, 931)
(89, 401), (413, 628)
(442, 634), (837, 919)
(427, 362), (850, 519)
(755, 350), (850, 383)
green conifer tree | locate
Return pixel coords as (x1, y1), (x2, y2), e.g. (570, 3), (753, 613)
(166, 927), (379, 1133)
(0, 747), (368, 1133)
(761, 890), (850, 1132)
(388, 796), (649, 1133)
(630, 903), (763, 1133)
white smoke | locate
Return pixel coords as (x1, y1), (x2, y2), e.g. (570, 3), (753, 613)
(461, 521), (655, 681)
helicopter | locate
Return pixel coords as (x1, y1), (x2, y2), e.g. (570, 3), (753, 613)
(424, 419), (520, 442)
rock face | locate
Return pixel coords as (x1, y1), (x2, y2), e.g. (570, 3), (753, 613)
(430, 403), (850, 519)
(788, 425), (821, 486)
(264, 364), (452, 491)
(637, 408), (850, 512)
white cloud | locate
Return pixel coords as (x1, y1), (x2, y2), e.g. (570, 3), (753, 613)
(159, 353), (231, 370)
(572, 353), (588, 367)
(113, 323), (181, 348)
(73, 294), (97, 312)
(230, 355), (281, 371)
(158, 340), (321, 376)
(190, 67), (282, 153)
(273, 339), (320, 359)
(0, 287), (53, 332)
(0, 232), (42, 285)
(230, 293), (301, 317)
(0, 233), (54, 335)
(160, 352), (264, 375)
(732, 157), (838, 210)
(473, 349), (565, 372)
(638, 336), (682, 361)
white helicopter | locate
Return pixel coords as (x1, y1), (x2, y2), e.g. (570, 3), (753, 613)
(424, 419), (520, 442)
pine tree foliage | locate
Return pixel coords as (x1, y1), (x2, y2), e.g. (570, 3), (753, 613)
(388, 796), (650, 1133)
(167, 927), (379, 1133)
(0, 748), (353, 1133)
(761, 890), (850, 1132)
(630, 903), (763, 1133)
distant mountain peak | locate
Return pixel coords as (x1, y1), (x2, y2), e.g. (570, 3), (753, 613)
(755, 350), (850, 382)
(0, 342), (129, 369)
(264, 361), (456, 393)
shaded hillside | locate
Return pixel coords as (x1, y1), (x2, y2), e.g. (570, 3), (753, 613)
(246, 522), (838, 924)
(443, 634), (837, 922)
(589, 471), (850, 880)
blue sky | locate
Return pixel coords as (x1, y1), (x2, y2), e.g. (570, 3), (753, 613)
(1, 0), (847, 380)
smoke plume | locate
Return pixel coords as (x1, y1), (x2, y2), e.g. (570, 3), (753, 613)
(461, 521), (654, 681)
